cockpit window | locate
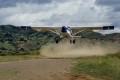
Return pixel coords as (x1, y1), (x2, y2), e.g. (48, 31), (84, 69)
(67, 27), (71, 30)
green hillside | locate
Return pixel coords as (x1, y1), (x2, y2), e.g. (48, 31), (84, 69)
(0, 25), (120, 55)
(0, 25), (55, 55)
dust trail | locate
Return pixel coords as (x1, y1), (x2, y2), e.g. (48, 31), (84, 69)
(40, 41), (120, 58)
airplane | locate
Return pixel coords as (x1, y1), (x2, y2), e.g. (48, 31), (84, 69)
(20, 26), (114, 44)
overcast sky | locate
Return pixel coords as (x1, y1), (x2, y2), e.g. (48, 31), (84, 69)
(0, 0), (120, 33)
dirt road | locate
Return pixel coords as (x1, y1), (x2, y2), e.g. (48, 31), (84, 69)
(0, 59), (102, 80)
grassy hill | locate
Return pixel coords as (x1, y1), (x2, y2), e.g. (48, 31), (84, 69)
(0, 25), (55, 55)
(0, 25), (120, 55)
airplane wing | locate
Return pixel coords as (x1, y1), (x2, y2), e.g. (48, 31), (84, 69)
(71, 26), (114, 32)
(20, 26), (61, 35)
(20, 26), (114, 35)
(71, 26), (114, 35)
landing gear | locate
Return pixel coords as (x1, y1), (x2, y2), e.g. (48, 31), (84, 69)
(73, 39), (76, 44)
(70, 39), (76, 44)
(54, 36), (60, 44)
(55, 39), (59, 44)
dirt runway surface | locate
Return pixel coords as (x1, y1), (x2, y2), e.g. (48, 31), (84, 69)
(0, 59), (73, 80)
(0, 59), (102, 80)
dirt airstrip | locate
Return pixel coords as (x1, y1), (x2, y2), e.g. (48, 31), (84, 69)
(0, 59), (102, 80)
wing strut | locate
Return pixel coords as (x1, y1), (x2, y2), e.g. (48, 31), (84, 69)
(73, 30), (84, 36)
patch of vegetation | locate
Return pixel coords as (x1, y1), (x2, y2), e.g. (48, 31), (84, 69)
(0, 25), (55, 55)
(72, 52), (120, 80)
(0, 55), (42, 62)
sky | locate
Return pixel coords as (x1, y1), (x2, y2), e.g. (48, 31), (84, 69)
(0, 0), (120, 34)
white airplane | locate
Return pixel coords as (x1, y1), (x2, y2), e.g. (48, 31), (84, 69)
(20, 26), (114, 44)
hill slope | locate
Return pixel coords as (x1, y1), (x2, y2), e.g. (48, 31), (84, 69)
(0, 25), (55, 55)
(0, 25), (120, 55)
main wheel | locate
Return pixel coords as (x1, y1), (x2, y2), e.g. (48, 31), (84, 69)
(73, 39), (76, 44)
(54, 36), (60, 44)
(55, 39), (59, 44)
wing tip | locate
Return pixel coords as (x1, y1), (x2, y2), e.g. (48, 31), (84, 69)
(103, 26), (114, 30)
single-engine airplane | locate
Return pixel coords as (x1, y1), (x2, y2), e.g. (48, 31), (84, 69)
(20, 26), (114, 44)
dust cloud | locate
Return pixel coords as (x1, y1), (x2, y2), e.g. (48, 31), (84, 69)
(40, 41), (120, 58)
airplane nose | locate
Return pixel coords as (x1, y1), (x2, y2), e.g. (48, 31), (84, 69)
(61, 26), (67, 32)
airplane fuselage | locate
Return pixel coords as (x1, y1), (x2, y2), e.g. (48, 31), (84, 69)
(54, 26), (76, 43)
(60, 26), (73, 39)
